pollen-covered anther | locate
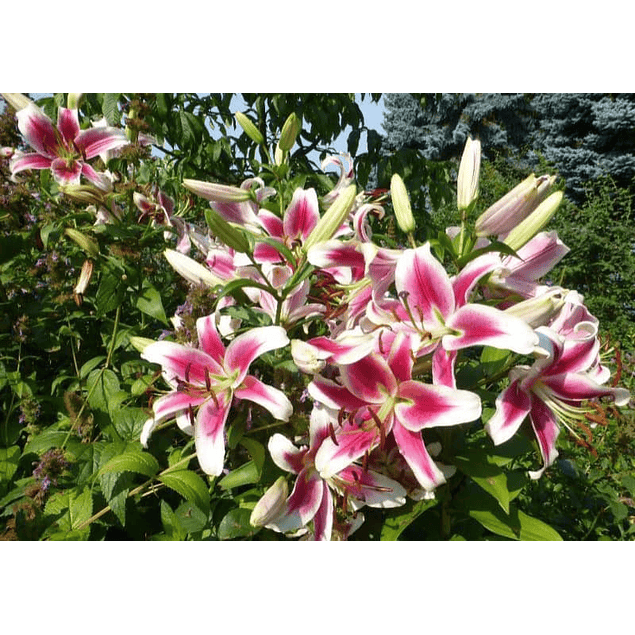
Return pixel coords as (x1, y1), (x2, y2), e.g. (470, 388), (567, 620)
(328, 422), (339, 447)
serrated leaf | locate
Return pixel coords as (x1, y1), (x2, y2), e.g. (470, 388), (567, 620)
(101, 93), (121, 126)
(160, 500), (187, 540)
(158, 470), (210, 513)
(217, 507), (260, 540)
(79, 356), (106, 379)
(380, 498), (438, 541)
(86, 368), (122, 414)
(111, 407), (148, 441)
(99, 449), (159, 478)
(44, 488), (93, 537)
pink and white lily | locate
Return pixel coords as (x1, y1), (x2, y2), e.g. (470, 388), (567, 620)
(309, 331), (482, 492)
(140, 315), (292, 476)
(485, 326), (630, 478)
(10, 104), (128, 190)
(261, 403), (407, 540)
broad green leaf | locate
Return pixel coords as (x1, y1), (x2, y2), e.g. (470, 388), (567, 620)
(454, 452), (511, 514)
(219, 437), (265, 490)
(44, 488), (93, 538)
(462, 488), (562, 541)
(136, 283), (168, 325)
(79, 356), (106, 379)
(380, 498), (438, 541)
(217, 507), (260, 540)
(159, 500), (187, 540)
(86, 368), (124, 414)
(158, 470), (210, 513)
(111, 407), (148, 441)
(95, 263), (125, 316)
(0, 446), (21, 484)
(99, 449), (159, 478)
(479, 346), (511, 378)
(101, 93), (121, 126)
(23, 431), (68, 456)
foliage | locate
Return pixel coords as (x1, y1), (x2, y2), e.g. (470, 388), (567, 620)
(0, 93), (632, 541)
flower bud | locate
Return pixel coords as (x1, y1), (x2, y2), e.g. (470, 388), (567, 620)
(61, 184), (106, 206)
(504, 191), (564, 251)
(475, 174), (556, 237)
(504, 287), (567, 328)
(183, 179), (252, 203)
(235, 112), (264, 145)
(128, 336), (156, 354)
(1, 93), (35, 112)
(390, 174), (416, 234)
(250, 477), (289, 527)
(204, 208), (251, 253)
(164, 248), (224, 288)
(73, 259), (94, 306)
(278, 113), (301, 152)
(64, 228), (100, 258)
(291, 340), (327, 374)
(457, 137), (481, 210)
(67, 93), (83, 109)
(303, 184), (357, 252)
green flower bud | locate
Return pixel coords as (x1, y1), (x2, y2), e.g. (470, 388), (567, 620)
(61, 184), (105, 206)
(278, 113), (301, 152)
(303, 184), (357, 252)
(390, 174), (416, 234)
(1, 93), (35, 111)
(504, 287), (567, 328)
(504, 191), (564, 251)
(129, 336), (156, 354)
(204, 208), (251, 253)
(250, 477), (288, 527)
(457, 136), (481, 210)
(67, 93), (83, 109)
(65, 228), (100, 258)
(235, 112), (264, 145)
(183, 179), (252, 203)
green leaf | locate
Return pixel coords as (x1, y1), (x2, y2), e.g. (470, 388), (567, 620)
(217, 507), (260, 540)
(101, 93), (121, 126)
(99, 448), (160, 478)
(158, 470), (210, 513)
(44, 488), (93, 538)
(136, 283), (168, 325)
(0, 446), (21, 484)
(454, 451), (512, 514)
(86, 368), (123, 414)
(159, 500), (187, 540)
(111, 407), (148, 441)
(461, 488), (562, 541)
(380, 498), (438, 541)
(79, 356), (106, 380)
(95, 262), (125, 316)
(219, 437), (265, 490)
(479, 346), (511, 379)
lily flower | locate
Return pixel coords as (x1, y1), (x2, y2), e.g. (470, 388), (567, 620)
(485, 326), (630, 478)
(309, 331), (482, 492)
(140, 315), (292, 476)
(10, 104), (128, 190)
(261, 403), (407, 540)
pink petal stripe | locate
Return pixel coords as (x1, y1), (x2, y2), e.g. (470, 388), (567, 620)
(152, 390), (206, 423)
(305, 333), (375, 365)
(80, 163), (112, 190)
(340, 354), (397, 404)
(57, 108), (80, 144)
(234, 375), (293, 421)
(484, 380), (532, 445)
(432, 347), (457, 389)
(51, 158), (82, 185)
(224, 326), (289, 383)
(9, 153), (53, 174)
(395, 244), (455, 326)
(74, 127), (128, 159)
(306, 240), (366, 271)
(269, 468), (324, 532)
(314, 420), (380, 478)
(268, 433), (305, 475)
(307, 376), (368, 411)
(394, 381), (481, 431)
(506, 231), (570, 281)
(542, 373), (630, 405)
(142, 341), (223, 385)
(311, 482), (334, 541)
(194, 392), (232, 476)
(17, 105), (60, 158)
(196, 315), (226, 365)
(452, 252), (501, 306)
(528, 396), (560, 471)
(283, 188), (320, 241)
(257, 209), (284, 237)
(337, 466), (407, 508)
(391, 422), (447, 491)
(385, 331), (415, 382)
(547, 337), (599, 377)
(444, 303), (538, 354)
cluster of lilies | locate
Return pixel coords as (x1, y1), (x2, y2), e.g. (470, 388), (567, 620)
(4, 94), (629, 540)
